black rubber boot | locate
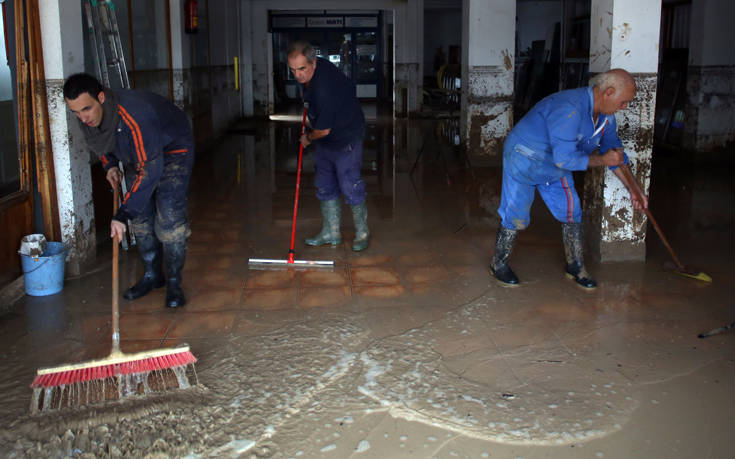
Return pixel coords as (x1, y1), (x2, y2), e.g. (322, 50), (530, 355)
(491, 226), (520, 285)
(163, 242), (187, 308)
(123, 236), (165, 300)
(305, 199), (342, 246)
(350, 202), (370, 252)
(562, 222), (597, 289)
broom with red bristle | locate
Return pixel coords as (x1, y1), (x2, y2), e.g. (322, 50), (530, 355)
(30, 187), (196, 413)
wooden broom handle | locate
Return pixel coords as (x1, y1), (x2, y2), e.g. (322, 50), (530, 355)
(620, 164), (684, 270)
(112, 187), (120, 353)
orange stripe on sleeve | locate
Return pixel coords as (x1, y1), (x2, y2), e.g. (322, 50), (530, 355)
(122, 174), (143, 204)
(165, 149), (187, 155)
(118, 105), (147, 163)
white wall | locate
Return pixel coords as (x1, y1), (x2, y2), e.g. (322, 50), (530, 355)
(591, 0), (660, 73)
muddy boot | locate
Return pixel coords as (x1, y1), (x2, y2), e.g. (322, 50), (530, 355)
(562, 222), (596, 289)
(491, 226), (519, 285)
(123, 236), (165, 300)
(163, 242), (187, 308)
(305, 199), (342, 246)
(350, 202), (370, 252)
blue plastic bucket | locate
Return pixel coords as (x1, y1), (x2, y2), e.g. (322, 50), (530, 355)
(20, 242), (67, 296)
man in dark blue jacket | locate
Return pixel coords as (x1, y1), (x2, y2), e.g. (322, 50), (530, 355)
(492, 69), (648, 289)
(287, 41), (369, 252)
(64, 73), (194, 308)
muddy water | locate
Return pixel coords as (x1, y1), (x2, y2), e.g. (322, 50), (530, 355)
(1, 118), (734, 458)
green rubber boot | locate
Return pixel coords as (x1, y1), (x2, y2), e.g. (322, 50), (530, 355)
(350, 202), (370, 252)
(305, 199), (342, 246)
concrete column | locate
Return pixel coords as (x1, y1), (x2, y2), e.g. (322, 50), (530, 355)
(240, 0), (255, 116)
(169, 0), (187, 110)
(585, 0), (661, 262)
(208, 0), (242, 137)
(685, 0), (735, 152)
(39, 0), (95, 276)
(460, 0), (514, 156)
(394, 0), (423, 117)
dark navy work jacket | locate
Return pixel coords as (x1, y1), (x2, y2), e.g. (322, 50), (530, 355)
(100, 90), (193, 222)
(300, 57), (365, 149)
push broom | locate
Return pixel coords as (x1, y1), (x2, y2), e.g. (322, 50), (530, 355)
(621, 164), (711, 283)
(30, 188), (196, 413)
(248, 105), (334, 268)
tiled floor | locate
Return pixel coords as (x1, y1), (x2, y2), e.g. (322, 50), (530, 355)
(1, 117), (734, 457)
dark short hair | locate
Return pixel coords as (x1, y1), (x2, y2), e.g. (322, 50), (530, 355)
(63, 73), (104, 100)
(287, 41), (317, 63)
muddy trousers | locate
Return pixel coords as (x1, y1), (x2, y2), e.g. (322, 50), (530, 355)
(313, 138), (366, 205)
(127, 149), (193, 307)
(498, 150), (581, 230)
(310, 138), (370, 251)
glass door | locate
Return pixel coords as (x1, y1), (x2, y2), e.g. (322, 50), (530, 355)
(0, 0), (35, 286)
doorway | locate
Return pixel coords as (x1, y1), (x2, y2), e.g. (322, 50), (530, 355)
(270, 12), (382, 111)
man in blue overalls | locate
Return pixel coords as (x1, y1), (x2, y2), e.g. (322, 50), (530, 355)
(64, 73), (194, 308)
(492, 69), (648, 289)
(287, 41), (369, 252)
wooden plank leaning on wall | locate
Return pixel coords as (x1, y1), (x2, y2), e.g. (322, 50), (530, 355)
(25, 0), (61, 241)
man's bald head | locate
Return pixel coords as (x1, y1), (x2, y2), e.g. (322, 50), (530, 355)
(590, 68), (635, 93)
(591, 68), (636, 115)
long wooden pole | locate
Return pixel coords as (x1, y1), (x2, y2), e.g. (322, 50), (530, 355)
(620, 164), (684, 270)
(112, 187), (120, 354)
(25, 0), (60, 241)
(14, 1), (31, 194)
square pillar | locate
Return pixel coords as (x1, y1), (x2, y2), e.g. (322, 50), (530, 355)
(584, 0), (661, 262)
(460, 0), (515, 156)
(39, 0), (95, 275)
(395, 0), (423, 117)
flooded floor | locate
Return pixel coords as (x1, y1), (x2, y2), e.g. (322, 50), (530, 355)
(1, 114), (734, 458)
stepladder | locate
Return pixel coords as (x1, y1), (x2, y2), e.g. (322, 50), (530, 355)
(83, 0), (136, 249)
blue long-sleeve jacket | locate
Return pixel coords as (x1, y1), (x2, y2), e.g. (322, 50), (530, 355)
(99, 90), (192, 222)
(504, 87), (628, 183)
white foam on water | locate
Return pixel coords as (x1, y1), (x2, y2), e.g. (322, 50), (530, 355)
(210, 439), (256, 457)
(355, 439), (370, 452)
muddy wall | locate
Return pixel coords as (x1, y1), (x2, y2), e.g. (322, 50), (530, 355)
(684, 0), (735, 152)
(460, 0), (515, 157)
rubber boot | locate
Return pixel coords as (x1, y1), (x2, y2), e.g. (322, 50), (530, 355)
(562, 222), (596, 289)
(163, 242), (187, 308)
(350, 202), (370, 252)
(491, 226), (519, 285)
(305, 199), (342, 246)
(123, 236), (165, 300)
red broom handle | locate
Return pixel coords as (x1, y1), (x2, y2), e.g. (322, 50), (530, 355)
(112, 187), (121, 353)
(287, 106), (308, 264)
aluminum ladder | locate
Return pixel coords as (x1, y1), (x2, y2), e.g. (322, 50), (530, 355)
(83, 0), (136, 248)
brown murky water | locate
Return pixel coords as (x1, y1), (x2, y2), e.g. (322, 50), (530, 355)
(1, 115), (733, 458)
